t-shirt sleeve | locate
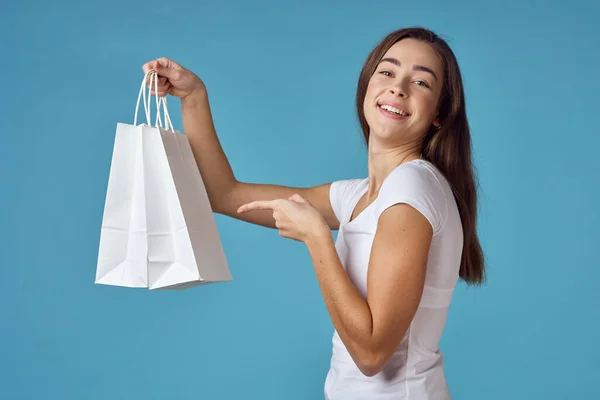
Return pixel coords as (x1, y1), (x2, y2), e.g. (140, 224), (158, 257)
(374, 164), (448, 233)
(329, 179), (364, 224)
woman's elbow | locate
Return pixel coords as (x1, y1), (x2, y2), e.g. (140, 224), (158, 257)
(357, 351), (387, 377)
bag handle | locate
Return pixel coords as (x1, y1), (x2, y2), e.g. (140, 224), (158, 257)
(133, 70), (174, 131)
(158, 97), (175, 131)
(134, 70), (154, 126)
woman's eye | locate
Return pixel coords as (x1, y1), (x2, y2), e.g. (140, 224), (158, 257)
(379, 70), (393, 77)
(415, 80), (430, 88)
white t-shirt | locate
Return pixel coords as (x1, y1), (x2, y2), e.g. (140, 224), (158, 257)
(324, 159), (463, 400)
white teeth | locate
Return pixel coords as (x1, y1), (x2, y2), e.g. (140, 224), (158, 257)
(380, 104), (408, 116)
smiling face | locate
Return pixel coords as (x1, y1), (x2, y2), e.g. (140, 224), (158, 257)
(363, 38), (444, 145)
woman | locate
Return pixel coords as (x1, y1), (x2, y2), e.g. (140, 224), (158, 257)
(143, 26), (485, 400)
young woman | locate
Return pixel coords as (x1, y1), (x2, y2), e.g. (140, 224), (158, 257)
(143, 26), (485, 400)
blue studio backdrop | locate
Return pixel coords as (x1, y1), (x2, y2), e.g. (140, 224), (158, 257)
(2, 0), (599, 399)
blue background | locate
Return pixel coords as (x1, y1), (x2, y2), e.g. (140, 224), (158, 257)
(2, 0), (599, 399)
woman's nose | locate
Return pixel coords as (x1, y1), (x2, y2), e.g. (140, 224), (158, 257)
(389, 79), (409, 98)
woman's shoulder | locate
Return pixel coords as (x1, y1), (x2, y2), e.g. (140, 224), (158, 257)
(376, 159), (450, 233)
(379, 159), (448, 198)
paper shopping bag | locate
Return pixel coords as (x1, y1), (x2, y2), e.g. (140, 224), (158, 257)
(94, 85), (152, 288)
(143, 98), (233, 290)
(96, 70), (232, 290)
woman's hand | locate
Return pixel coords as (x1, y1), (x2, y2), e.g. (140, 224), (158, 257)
(237, 194), (330, 245)
(141, 57), (205, 100)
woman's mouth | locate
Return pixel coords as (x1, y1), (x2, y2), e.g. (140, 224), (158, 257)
(378, 103), (410, 120)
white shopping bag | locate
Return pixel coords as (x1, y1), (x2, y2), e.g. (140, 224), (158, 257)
(144, 95), (232, 290)
(96, 70), (232, 290)
(95, 71), (156, 288)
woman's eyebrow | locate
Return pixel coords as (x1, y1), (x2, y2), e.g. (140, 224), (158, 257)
(379, 57), (438, 82)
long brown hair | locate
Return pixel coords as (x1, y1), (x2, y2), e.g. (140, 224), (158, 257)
(356, 27), (485, 285)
